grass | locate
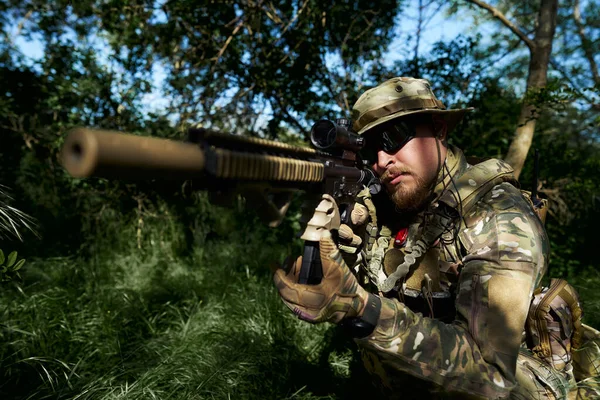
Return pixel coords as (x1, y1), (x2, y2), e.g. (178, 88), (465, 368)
(569, 269), (600, 330)
(1, 196), (598, 399)
(0, 201), (375, 400)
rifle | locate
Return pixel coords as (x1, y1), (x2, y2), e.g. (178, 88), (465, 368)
(61, 120), (380, 284)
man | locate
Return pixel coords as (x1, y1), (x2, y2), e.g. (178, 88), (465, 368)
(273, 77), (586, 399)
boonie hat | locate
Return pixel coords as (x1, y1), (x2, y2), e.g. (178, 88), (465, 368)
(351, 77), (472, 135)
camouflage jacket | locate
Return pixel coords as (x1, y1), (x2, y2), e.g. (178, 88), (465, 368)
(355, 146), (549, 399)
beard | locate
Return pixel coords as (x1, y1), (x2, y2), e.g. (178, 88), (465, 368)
(381, 166), (435, 213)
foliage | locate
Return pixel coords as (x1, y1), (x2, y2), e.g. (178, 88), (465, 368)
(2, 0), (404, 138)
(0, 249), (25, 282)
(0, 200), (376, 400)
(0, 185), (37, 241)
(0, 0), (599, 398)
(0, 185), (36, 284)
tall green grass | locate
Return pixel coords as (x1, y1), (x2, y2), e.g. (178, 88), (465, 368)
(1, 193), (599, 399)
(0, 198), (376, 399)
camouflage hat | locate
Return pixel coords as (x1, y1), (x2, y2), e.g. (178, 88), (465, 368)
(351, 77), (473, 135)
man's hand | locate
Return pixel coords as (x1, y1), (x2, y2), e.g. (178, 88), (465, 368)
(273, 230), (369, 324)
(337, 202), (370, 267)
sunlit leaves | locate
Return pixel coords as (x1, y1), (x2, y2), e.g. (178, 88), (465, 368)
(8, 0), (403, 136)
(0, 249), (25, 282)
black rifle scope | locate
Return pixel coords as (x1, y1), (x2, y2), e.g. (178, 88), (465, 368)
(310, 119), (364, 152)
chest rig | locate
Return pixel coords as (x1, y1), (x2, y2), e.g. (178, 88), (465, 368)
(360, 158), (517, 322)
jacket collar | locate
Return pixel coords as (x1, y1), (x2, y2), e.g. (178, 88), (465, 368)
(432, 144), (469, 203)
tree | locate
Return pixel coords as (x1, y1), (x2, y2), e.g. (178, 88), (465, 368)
(553, 0), (600, 112)
(462, 0), (559, 179)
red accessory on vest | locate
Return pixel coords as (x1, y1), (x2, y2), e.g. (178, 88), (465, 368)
(394, 228), (408, 247)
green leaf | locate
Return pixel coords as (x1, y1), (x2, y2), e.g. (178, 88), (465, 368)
(0, 249), (4, 265)
(12, 259), (25, 271)
(7, 251), (17, 268)
(1, 265), (7, 273)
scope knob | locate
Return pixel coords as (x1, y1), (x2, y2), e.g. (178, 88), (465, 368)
(336, 118), (352, 129)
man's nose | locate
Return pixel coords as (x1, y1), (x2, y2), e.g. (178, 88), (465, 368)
(375, 150), (395, 171)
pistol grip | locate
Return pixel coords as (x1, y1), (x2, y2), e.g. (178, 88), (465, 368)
(298, 241), (323, 285)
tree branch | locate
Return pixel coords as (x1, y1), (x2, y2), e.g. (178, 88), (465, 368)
(274, 0), (310, 44)
(339, 10), (378, 57)
(210, 17), (245, 73)
(267, 0), (312, 59)
(573, 0), (600, 85)
(5, 10), (34, 47)
(414, 0), (424, 76)
(15, 10), (33, 39)
(550, 58), (600, 111)
(464, 0), (535, 51)
(321, 75), (347, 113)
(272, 95), (306, 136)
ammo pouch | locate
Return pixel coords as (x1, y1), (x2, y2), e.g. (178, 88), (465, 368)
(525, 279), (584, 374)
(572, 323), (600, 381)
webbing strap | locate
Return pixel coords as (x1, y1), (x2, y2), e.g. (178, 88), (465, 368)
(532, 279), (569, 358)
(557, 285), (584, 349)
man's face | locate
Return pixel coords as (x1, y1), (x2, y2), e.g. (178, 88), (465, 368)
(366, 118), (447, 211)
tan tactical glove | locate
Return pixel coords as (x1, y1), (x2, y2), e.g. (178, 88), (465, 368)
(273, 230), (370, 324)
(337, 202), (369, 267)
(338, 185), (378, 267)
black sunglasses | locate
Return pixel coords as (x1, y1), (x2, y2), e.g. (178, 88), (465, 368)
(359, 120), (416, 164)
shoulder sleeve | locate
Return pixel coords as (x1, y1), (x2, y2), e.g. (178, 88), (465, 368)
(356, 182), (549, 398)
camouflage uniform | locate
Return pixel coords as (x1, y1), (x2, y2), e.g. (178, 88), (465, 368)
(347, 78), (594, 399)
(353, 145), (558, 398)
(275, 77), (599, 399)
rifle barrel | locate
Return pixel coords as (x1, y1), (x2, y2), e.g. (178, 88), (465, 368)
(61, 128), (206, 179)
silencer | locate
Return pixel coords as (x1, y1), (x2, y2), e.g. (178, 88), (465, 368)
(61, 128), (206, 179)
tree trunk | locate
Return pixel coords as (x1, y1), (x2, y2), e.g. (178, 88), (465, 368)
(504, 0), (558, 179)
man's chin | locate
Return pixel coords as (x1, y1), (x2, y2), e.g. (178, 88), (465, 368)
(388, 183), (432, 213)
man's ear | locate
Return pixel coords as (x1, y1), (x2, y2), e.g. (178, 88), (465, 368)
(432, 116), (448, 141)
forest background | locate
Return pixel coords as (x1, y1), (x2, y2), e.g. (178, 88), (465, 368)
(0, 0), (599, 399)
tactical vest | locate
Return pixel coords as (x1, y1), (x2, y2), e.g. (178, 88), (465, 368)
(362, 158), (525, 319)
(358, 157), (600, 397)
